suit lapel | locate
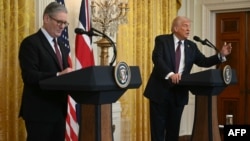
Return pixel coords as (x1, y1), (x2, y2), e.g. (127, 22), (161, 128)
(168, 35), (176, 69)
(37, 30), (64, 70)
(184, 40), (191, 61)
(183, 40), (192, 73)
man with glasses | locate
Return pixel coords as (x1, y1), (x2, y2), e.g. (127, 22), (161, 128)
(19, 2), (72, 141)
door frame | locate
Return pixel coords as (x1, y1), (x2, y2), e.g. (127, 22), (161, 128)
(202, 2), (250, 125)
(202, 2), (250, 45)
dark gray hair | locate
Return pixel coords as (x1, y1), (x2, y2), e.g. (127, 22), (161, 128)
(43, 2), (67, 17)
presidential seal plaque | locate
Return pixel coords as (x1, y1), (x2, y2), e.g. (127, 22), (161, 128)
(223, 65), (232, 85)
(114, 62), (131, 88)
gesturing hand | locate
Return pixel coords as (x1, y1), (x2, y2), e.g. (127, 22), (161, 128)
(220, 42), (232, 57)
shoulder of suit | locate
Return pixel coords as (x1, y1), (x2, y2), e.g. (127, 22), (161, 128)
(155, 34), (172, 42)
(156, 34), (171, 38)
(185, 39), (196, 46)
(20, 31), (40, 44)
(24, 30), (45, 41)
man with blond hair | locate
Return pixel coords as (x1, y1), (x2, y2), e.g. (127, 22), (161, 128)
(144, 16), (232, 141)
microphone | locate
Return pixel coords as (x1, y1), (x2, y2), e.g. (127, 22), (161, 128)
(74, 27), (117, 66)
(74, 28), (99, 36)
(193, 36), (207, 45)
(193, 36), (219, 52)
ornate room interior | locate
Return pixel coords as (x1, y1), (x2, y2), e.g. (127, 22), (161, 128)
(0, 0), (249, 141)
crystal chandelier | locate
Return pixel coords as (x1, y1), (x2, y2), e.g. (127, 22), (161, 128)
(91, 0), (129, 36)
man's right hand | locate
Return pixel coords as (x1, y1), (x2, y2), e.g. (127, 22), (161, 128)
(170, 73), (181, 84)
(57, 67), (73, 76)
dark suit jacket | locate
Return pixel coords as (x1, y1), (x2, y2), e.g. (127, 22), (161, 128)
(143, 34), (221, 105)
(19, 29), (70, 122)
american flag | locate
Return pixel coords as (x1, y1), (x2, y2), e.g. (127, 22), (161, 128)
(55, 0), (79, 141)
(75, 0), (94, 69)
(55, 0), (72, 67)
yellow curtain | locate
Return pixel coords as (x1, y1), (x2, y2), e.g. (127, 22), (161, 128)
(117, 0), (181, 141)
(0, 0), (34, 141)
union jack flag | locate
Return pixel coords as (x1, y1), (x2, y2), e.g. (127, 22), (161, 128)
(75, 0), (94, 69)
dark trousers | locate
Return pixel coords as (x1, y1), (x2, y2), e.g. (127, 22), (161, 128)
(150, 100), (184, 141)
(25, 120), (65, 141)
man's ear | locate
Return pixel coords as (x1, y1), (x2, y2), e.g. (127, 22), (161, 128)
(174, 27), (178, 32)
(43, 14), (50, 24)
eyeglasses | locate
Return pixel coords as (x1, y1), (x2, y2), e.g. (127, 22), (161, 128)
(49, 16), (69, 27)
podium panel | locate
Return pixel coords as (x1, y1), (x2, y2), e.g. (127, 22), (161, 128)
(178, 69), (237, 141)
(179, 69), (237, 95)
(40, 66), (142, 141)
(40, 66), (142, 104)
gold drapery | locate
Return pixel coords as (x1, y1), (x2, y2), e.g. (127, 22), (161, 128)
(0, 0), (181, 140)
(0, 0), (35, 141)
(117, 0), (181, 141)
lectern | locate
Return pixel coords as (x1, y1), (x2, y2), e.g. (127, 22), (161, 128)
(40, 66), (142, 141)
(179, 68), (237, 141)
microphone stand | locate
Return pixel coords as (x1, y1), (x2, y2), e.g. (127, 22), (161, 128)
(204, 39), (219, 53)
(91, 28), (117, 66)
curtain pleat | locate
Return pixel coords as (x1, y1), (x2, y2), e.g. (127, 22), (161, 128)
(117, 0), (181, 141)
(0, 0), (35, 141)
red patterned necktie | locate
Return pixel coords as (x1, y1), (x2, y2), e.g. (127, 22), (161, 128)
(175, 41), (182, 73)
(53, 38), (63, 70)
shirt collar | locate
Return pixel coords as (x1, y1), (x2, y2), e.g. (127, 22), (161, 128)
(173, 34), (184, 45)
(41, 27), (55, 43)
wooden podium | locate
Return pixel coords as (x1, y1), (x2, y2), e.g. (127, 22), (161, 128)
(179, 68), (237, 141)
(40, 66), (142, 141)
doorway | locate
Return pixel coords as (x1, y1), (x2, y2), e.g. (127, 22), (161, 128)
(216, 11), (250, 125)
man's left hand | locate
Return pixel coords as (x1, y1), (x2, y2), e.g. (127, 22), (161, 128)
(220, 42), (232, 57)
